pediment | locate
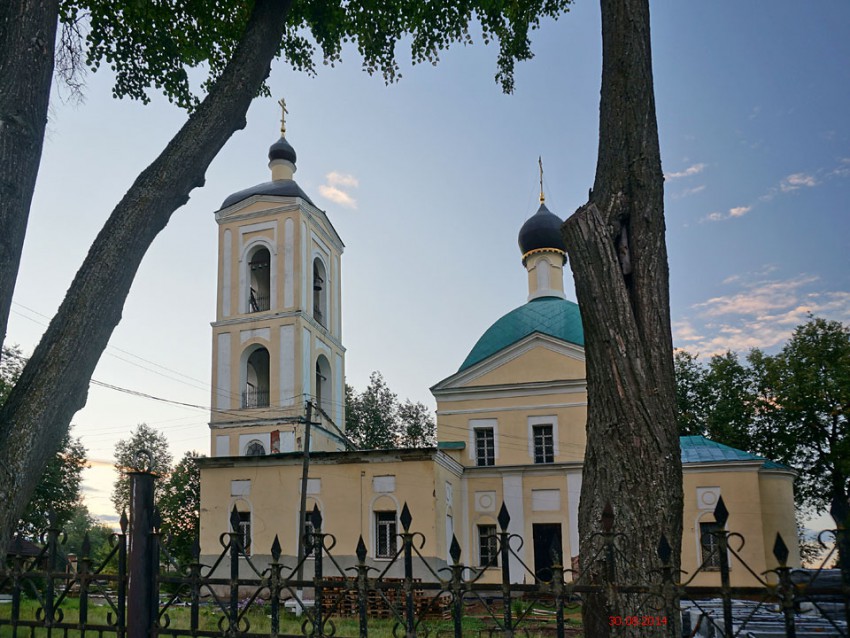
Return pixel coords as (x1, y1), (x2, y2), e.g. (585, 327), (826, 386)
(432, 332), (586, 393)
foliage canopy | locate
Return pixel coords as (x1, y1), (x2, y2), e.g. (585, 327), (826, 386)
(674, 316), (850, 524)
(60, 0), (573, 109)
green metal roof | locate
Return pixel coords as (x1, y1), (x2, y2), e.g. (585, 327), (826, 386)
(459, 297), (584, 371)
(679, 435), (786, 469)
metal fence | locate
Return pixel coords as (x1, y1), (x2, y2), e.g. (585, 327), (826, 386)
(1, 467), (848, 638)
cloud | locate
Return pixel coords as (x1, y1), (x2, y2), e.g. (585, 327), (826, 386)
(318, 171), (359, 209)
(665, 163), (706, 180)
(780, 172), (818, 192)
(319, 185), (357, 208)
(326, 171), (359, 188)
(671, 184), (706, 200)
(829, 158), (850, 178)
(701, 205), (752, 223)
(673, 273), (850, 355)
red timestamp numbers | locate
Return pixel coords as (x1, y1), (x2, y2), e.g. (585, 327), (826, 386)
(608, 616), (668, 627)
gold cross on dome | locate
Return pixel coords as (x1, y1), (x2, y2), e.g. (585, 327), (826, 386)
(538, 156), (545, 204)
(278, 97), (288, 134)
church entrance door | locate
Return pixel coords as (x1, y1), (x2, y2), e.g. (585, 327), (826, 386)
(532, 523), (562, 580)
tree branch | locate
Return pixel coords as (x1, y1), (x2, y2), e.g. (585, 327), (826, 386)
(0, 0), (292, 558)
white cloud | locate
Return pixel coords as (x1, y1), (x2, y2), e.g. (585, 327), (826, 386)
(701, 204), (752, 223)
(673, 274), (850, 355)
(829, 158), (850, 178)
(671, 184), (706, 200)
(728, 205), (751, 218)
(318, 171), (359, 208)
(780, 172), (818, 192)
(326, 171), (359, 188)
(318, 185), (357, 209)
(665, 163), (706, 180)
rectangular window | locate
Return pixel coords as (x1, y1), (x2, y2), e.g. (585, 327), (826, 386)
(375, 511), (397, 558)
(533, 424), (554, 464)
(699, 522), (723, 571)
(236, 511), (251, 556)
(475, 428), (495, 466)
(478, 525), (498, 567)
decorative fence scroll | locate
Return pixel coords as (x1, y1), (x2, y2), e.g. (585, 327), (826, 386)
(1, 466), (848, 637)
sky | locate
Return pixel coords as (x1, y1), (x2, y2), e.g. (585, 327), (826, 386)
(7, 1), (850, 524)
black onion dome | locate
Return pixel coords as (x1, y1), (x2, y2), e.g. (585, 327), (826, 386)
(268, 135), (296, 163)
(517, 203), (566, 257)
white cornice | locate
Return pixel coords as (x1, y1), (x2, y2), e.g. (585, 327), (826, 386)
(436, 401), (587, 416)
(211, 312), (346, 352)
(434, 451), (465, 476)
(681, 460), (766, 473)
(433, 379), (586, 404)
(215, 197), (301, 223)
(215, 195), (344, 252)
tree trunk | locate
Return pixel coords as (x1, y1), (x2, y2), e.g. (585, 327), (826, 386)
(0, 0), (59, 356)
(0, 0), (292, 558)
(562, 0), (682, 636)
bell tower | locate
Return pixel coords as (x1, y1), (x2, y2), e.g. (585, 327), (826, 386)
(208, 101), (347, 457)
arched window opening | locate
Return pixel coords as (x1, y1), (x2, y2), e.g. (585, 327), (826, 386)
(315, 355), (331, 415)
(245, 440), (266, 456)
(243, 347), (270, 408)
(248, 247), (271, 312)
(313, 257), (327, 326)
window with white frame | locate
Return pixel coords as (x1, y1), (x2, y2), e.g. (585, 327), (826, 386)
(245, 440), (266, 456)
(478, 524), (498, 567)
(475, 427), (495, 466)
(532, 424), (554, 464)
(375, 511), (397, 558)
(699, 521), (723, 571)
(248, 247), (271, 312)
(234, 511), (251, 556)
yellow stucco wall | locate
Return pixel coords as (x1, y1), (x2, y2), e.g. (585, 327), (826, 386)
(199, 453), (458, 564)
(680, 465), (800, 586)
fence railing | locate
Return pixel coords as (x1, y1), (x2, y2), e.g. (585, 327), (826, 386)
(2, 465), (848, 638)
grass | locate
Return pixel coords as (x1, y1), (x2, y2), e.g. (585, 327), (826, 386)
(1, 597), (583, 637)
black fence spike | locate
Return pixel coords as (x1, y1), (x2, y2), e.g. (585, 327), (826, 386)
(772, 532), (789, 566)
(601, 502), (614, 533)
(229, 505), (240, 532)
(152, 507), (162, 531)
(120, 510), (129, 534)
(450, 535), (462, 564)
(356, 535), (368, 563)
(713, 495), (729, 528)
(81, 532), (91, 558)
(400, 502), (412, 531)
(310, 503), (323, 531)
(271, 535), (282, 561)
(498, 503), (510, 531)
(192, 537), (201, 561)
(657, 534), (672, 564)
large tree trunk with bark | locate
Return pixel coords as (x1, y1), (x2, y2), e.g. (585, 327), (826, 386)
(0, 0), (59, 355)
(0, 0), (292, 557)
(562, 0), (682, 635)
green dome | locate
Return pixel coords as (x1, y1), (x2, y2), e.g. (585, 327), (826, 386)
(459, 297), (584, 371)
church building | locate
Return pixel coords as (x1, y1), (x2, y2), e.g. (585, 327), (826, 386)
(197, 114), (799, 586)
